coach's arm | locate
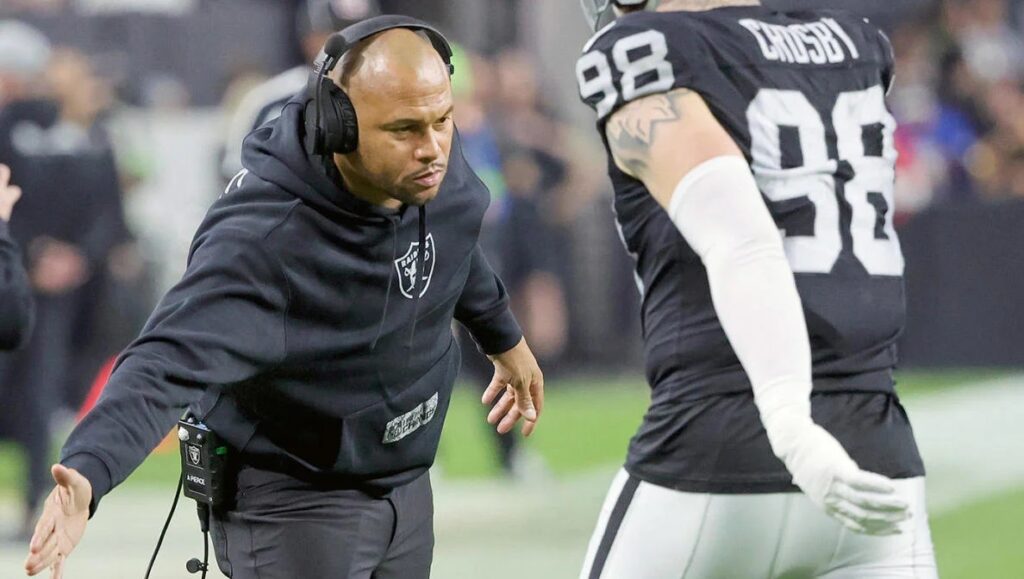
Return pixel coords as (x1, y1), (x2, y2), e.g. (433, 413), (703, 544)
(604, 88), (908, 535)
(456, 245), (544, 437)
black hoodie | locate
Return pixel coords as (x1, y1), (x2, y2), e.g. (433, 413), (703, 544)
(60, 98), (522, 513)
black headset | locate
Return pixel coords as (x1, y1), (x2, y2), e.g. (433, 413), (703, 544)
(305, 15), (455, 157)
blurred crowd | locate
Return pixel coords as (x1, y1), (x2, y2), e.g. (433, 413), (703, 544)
(0, 20), (151, 541)
(889, 0), (1024, 217)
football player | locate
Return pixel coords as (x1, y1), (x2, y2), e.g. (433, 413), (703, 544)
(575, 1), (936, 577)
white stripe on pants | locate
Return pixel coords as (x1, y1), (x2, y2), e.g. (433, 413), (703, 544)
(580, 469), (937, 579)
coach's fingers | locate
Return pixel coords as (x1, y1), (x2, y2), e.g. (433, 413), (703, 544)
(24, 532), (59, 576)
(510, 377), (538, 423)
(51, 554), (65, 579)
(482, 374), (506, 405)
(497, 407), (522, 435)
(52, 465), (89, 511)
(521, 380), (544, 437)
(487, 389), (515, 425)
(29, 510), (55, 553)
(522, 416), (537, 437)
(0, 163), (9, 187)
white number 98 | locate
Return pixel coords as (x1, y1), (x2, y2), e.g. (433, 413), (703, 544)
(577, 30), (676, 119)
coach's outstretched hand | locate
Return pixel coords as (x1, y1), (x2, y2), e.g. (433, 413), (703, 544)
(482, 338), (544, 437)
(24, 465), (91, 578)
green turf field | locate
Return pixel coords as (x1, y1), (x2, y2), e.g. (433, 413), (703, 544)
(0, 371), (1019, 578)
(931, 486), (1024, 579)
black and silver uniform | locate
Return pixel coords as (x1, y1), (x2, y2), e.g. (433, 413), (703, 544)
(577, 6), (924, 492)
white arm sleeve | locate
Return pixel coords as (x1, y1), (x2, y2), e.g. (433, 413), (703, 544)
(668, 156), (816, 450)
(669, 156), (900, 525)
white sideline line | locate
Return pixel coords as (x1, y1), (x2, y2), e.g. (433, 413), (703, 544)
(901, 374), (1024, 513)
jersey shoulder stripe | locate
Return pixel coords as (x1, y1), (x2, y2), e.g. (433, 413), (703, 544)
(582, 19), (619, 53)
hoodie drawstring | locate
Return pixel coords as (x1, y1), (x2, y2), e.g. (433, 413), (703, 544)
(407, 205), (427, 350)
(371, 217), (400, 351)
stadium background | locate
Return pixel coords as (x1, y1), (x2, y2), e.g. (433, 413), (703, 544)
(0, 0), (1022, 577)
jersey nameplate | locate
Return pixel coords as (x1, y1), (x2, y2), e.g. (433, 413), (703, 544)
(739, 18), (860, 65)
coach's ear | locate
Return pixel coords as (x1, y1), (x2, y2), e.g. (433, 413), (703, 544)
(604, 87), (742, 209)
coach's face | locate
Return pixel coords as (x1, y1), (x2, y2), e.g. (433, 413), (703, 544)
(333, 30), (454, 208)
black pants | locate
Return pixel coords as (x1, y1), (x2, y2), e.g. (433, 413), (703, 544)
(212, 466), (434, 578)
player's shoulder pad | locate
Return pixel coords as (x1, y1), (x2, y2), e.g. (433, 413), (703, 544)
(860, 17), (897, 94)
(577, 12), (708, 122)
(812, 10), (891, 62)
(580, 11), (701, 56)
(581, 18), (620, 54)
(845, 14), (896, 93)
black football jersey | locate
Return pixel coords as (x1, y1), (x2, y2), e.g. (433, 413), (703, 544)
(577, 6), (923, 491)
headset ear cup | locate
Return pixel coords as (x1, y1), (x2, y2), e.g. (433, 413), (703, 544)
(322, 84), (360, 155)
(304, 99), (323, 155)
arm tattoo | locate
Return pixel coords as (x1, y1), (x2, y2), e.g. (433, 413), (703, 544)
(605, 89), (691, 177)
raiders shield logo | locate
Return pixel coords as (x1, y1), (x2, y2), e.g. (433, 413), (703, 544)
(188, 444), (201, 466)
(394, 234), (436, 299)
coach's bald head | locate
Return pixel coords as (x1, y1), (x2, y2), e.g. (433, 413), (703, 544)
(329, 28), (454, 208)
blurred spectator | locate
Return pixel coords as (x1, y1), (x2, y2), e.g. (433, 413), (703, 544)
(0, 20), (51, 106)
(0, 0), (67, 14)
(448, 44), (539, 479)
(887, 0), (1024, 217)
(489, 49), (578, 364)
(0, 27), (130, 542)
(219, 0), (380, 182)
(46, 48), (146, 410)
(949, 0), (1024, 84)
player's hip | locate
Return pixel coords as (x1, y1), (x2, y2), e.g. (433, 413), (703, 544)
(625, 390), (925, 493)
(580, 470), (936, 579)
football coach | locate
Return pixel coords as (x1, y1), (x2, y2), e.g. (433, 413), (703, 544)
(24, 16), (544, 579)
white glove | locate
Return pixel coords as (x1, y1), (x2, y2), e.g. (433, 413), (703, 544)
(766, 410), (911, 535)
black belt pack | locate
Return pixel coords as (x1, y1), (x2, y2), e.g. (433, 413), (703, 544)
(177, 415), (231, 509)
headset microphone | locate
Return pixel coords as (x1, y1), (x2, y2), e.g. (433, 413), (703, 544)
(324, 33), (349, 57)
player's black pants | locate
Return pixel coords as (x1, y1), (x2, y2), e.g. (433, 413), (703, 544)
(211, 465), (434, 578)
